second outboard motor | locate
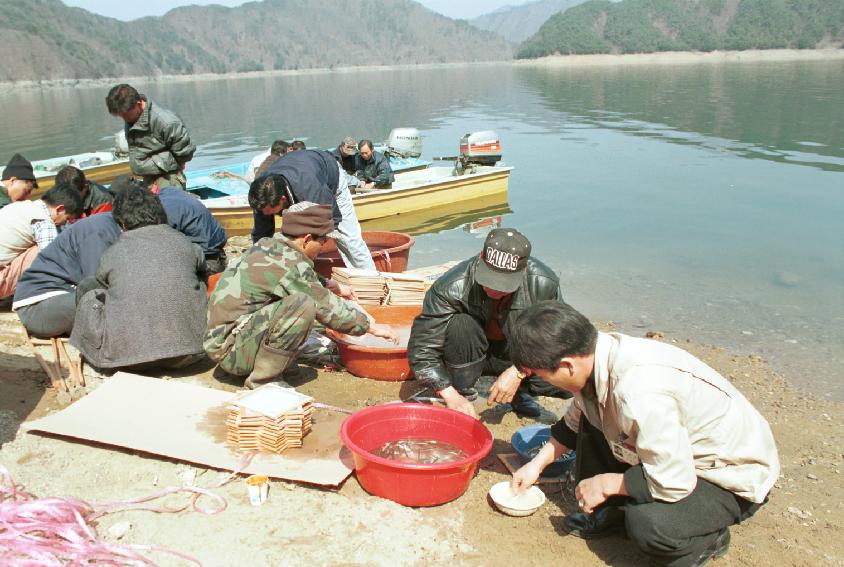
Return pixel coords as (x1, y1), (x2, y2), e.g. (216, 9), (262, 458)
(434, 131), (503, 175)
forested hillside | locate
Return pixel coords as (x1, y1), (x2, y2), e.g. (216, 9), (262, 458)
(0, 0), (512, 82)
(517, 0), (844, 58)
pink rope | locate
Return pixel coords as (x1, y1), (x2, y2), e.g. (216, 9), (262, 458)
(0, 453), (256, 566)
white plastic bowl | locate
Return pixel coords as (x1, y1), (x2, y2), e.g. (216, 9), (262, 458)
(488, 481), (546, 517)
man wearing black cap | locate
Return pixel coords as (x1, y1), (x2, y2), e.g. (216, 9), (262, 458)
(408, 228), (569, 419)
(0, 153), (39, 209)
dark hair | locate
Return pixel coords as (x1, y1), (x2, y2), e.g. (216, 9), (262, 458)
(270, 140), (290, 155)
(248, 175), (289, 210)
(358, 139), (374, 151)
(54, 165), (86, 193)
(112, 185), (167, 230)
(106, 175), (148, 198)
(41, 183), (84, 218)
(510, 301), (598, 371)
(291, 140), (306, 151)
(106, 84), (143, 114)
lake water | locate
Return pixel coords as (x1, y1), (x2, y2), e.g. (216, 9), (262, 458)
(1, 61), (842, 399)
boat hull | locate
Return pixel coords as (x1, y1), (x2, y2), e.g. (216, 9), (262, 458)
(203, 166), (512, 235)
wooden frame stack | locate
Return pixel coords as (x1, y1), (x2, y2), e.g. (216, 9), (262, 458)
(226, 385), (314, 454)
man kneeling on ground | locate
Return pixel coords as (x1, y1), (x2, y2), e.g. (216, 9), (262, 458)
(509, 301), (779, 567)
(204, 202), (397, 389)
(408, 228), (569, 419)
(71, 186), (208, 371)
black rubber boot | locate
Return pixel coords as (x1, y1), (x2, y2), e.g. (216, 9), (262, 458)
(445, 357), (485, 401)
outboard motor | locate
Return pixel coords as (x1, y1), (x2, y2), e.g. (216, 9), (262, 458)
(435, 131), (503, 175)
(113, 129), (129, 158)
(386, 128), (423, 159)
(459, 131), (501, 166)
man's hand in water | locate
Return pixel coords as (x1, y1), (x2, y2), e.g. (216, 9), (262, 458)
(438, 386), (479, 419)
(368, 323), (399, 343)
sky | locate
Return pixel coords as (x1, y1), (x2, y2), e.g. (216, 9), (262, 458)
(63, 0), (532, 21)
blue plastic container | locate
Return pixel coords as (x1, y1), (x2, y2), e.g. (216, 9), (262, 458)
(510, 425), (576, 478)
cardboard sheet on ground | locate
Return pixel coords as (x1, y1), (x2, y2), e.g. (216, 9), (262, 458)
(23, 373), (354, 486)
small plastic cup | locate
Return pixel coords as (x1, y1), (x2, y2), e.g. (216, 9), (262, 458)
(246, 475), (269, 506)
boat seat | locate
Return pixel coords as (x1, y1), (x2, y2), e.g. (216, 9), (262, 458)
(19, 325), (85, 392)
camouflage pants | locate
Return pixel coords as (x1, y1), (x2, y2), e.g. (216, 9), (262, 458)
(218, 292), (316, 377)
(140, 171), (187, 190)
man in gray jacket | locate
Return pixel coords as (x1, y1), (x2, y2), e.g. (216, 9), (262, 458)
(106, 84), (196, 189)
(71, 186), (207, 371)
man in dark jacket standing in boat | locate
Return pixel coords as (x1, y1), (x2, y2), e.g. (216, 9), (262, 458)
(106, 84), (196, 190)
(408, 228), (569, 419)
(249, 148), (375, 271)
(353, 139), (394, 191)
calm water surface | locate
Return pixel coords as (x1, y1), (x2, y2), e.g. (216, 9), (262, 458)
(1, 62), (842, 398)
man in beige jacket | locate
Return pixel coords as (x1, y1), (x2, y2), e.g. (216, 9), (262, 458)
(509, 301), (779, 567)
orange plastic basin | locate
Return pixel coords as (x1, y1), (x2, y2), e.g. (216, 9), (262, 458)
(315, 231), (415, 279)
(327, 304), (422, 381)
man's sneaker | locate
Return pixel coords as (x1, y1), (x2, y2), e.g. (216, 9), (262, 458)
(692, 528), (730, 566)
(510, 390), (542, 418)
(563, 507), (626, 539)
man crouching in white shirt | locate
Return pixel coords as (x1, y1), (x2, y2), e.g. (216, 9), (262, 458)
(509, 300), (779, 567)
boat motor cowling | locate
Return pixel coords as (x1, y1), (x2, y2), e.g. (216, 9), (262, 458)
(459, 131), (502, 167)
(434, 131), (503, 175)
(386, 128), (423, 159)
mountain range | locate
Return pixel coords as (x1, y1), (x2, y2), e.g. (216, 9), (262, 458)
(469, 0), (588, 43)
(0, 0), (511, 82)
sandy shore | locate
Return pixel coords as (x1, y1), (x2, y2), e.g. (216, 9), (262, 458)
(1, 49), (841, 93)
(515, 48), (844, 68)
(0, 308), (842, 566)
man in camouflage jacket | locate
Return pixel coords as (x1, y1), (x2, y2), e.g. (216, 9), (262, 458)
(204, 202), (396, 389)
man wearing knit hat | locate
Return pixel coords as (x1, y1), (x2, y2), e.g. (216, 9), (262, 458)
(0, 153), (39, 210)
(205, 201), (397, 389)
(408, 228), (570, 419)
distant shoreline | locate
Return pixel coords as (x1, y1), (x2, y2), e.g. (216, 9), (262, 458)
(0, 62), (508, 93)
(515, 48), (844, 68)
(1, 49), (841, 93)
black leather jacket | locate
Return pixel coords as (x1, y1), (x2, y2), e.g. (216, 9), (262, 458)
(408, 255), (562, 391)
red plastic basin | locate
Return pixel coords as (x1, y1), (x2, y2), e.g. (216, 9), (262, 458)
(340, 403), (493, 506)
(327, 304), (422, 381)
(207, 272), (222, 297)
(314, 231), (415, 279)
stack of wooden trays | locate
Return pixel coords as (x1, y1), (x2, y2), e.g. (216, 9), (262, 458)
(226, 385), (314, 454)
(383, 273), (427, 305)
(332, 267), (386, 305)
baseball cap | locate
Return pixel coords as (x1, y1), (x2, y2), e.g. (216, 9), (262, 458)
(341, 137), (358, 155)
(474, 228), (531, 293)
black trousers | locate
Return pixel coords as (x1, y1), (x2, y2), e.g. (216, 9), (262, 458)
(442, 313), (569, 398)
(574, 417), (763, 567)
